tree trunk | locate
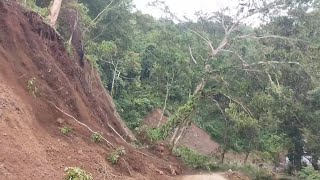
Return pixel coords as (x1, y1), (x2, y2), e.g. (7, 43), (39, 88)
(221, 148), (226, 163)
(158, 73), (174, 127)
(158, 81), (170, 127)
(110, 61), (118, 97)
(49, 0), (63, 28)
(244, 151), (250, 164)
(170, 126), (180, 145)
(193, 78), (206, 95)
(172, 122), (188, 147)
(67, 10), (79, 47)
(311, 156), (319, 170)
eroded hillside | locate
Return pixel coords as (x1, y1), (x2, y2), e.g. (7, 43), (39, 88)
(0, 1), (182, 179)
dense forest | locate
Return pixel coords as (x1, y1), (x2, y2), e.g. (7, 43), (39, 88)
(28, 0), (320, 177)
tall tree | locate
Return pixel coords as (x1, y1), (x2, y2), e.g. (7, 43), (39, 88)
(49, 0), (63, 28)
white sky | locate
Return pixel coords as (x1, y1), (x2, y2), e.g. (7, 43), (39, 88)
(133, 0), (269, 27)
(133, 0), (235, 20)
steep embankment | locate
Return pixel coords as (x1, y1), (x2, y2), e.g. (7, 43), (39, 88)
(0, 1), (182, 179)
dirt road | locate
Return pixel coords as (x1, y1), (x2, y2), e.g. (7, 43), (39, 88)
(178, 174), (227, 180)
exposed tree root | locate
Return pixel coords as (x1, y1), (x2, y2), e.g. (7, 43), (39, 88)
(51, 102), (115, 148)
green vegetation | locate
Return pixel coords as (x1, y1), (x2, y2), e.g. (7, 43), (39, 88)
(64, 42), (74, 57)
(107, 146), (125, 164)
(90, 132), (103, 143)
(298, 167), (320, 180)
(60, 126), (72, 135)
(173, 146), (212, 170)
(64, 167), (93, 180)
(24, 0), (49, 18)
(27, 77), (39, 97)
(173, 147), (273, 179)
(145, 127), (163, 143)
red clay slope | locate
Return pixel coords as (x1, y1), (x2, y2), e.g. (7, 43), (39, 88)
(144, 109), (220, 155)
(0, 1), (181, 179)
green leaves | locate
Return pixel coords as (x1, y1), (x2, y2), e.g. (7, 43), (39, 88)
(299, 167), (320, 180)
(226, 103), (258, 129)
(64, 167), (93, 180)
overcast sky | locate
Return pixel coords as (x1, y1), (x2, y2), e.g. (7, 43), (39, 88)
(133, 0), (235, 19)
(133, 0), (268, 27)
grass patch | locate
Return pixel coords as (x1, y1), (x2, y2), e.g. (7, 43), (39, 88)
(298, 167), (320, 180)
(60, 126), (72, 135)
(24, 0), (50, 18)
(173, 146), (274, 180)
(173, 146), (212, 170)
(90, 132), (103, 143)
(107, 146), (125, 164)
(64, 167), (93, 180)
(27, 77), (39, 97)
(145, 128), (163, 143)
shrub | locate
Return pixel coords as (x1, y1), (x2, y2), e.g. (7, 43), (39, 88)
(173, 146), (273, 179)
(64, 42), (74, 57)
(60, 126), (72, 135)
(146, 128), (163, 143)
(210, 162), (273, 180)
(64, 167), (93, 180)
(173, 146), (212, 170)
(90, 132), (103, 143)
(27, 77), (39, 97)
(107, 146), (126, 164)
(299, 167), (320, 180)
(24, 0), (49, 18)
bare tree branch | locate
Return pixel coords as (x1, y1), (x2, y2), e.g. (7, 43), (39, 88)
(51, 103), (115, 148)
(82, 0), (114, 35)
(188, 45), (198, 64)
(158, 73), (174, 127)
(49, 0), (63, 28)
(236, 34), (310, 43)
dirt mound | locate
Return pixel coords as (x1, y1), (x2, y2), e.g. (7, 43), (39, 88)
(0, 1), (183, 179)
(224, 171), (251, 180)
(143, 109), (220, 155)
(144, 108), (169, 127)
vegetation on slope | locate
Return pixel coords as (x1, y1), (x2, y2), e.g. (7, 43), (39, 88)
(27, 0), (320, 178)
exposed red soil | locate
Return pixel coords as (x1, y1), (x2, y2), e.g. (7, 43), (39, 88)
(144, 108), (169, 127)
(143, 109), (220, 155)
(0, 1), (183, 179)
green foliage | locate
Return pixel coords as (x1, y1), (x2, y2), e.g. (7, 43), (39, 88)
(27, 77), (39, 97)
(116, 95), (155, 129)
(90, 132), (103, 143)
(64, 167), (93, 180)
(64, 42), (74, 57)
(85, 40), (117, 68)
(225, 103), (259, 153)
(226, 103), (258, 130)
(107, 147), (125, 164)
(259, 134), (287, 164)
(60, 126), (72, 135)
(173, 147), (273, 179)
(24, 0), (49, 18)
(173, 146), (212, 170)
(156, 95), (199, 141)
(145, 128), (162, 143)
(298, 167), (320, 180)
